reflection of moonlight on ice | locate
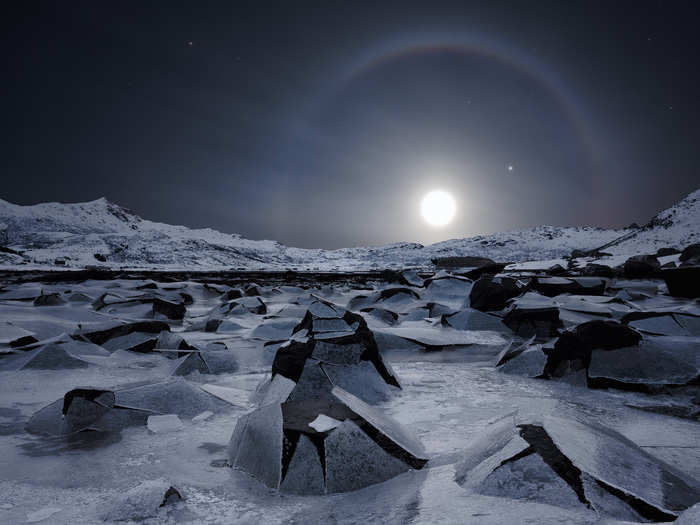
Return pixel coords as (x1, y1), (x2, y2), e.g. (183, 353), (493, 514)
(421, 190), (456, 226)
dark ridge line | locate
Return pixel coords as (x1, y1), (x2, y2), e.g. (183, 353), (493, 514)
(0, 268), (432, 286)
(308, 432), (327, 484)
(492, 445), (536, 469)
(357, 419), (428, 471)
(518, 424), (590, 507)
(280, 429), (301, 483)
(280, 429), (327, 487)
(593, 479), (677, 522)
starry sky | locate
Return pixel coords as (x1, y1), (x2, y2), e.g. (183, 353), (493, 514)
(2, 1), (699, 248)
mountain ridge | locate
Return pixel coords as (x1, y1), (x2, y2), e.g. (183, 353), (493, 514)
(0, 189), (697, 270)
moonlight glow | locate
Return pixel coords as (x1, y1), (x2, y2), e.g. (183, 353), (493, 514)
(421, 190), (456, 227)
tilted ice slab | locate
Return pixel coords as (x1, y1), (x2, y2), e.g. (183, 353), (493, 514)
(455, 415), (700, 521)
(228, 386), (428, 495)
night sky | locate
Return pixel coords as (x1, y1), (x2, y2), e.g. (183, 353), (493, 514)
(2, 1), (699, 248)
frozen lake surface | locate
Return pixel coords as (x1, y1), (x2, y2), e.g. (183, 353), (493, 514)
(0, 271), (697, 523)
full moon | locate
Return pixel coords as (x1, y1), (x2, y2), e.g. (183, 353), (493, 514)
(421, 190), (456, 226)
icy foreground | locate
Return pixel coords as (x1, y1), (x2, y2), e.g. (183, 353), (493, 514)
(0, 189), (698, 270)
(0, 261), (698, 523)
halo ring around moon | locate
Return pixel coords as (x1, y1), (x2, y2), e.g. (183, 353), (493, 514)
(305, 37), (597, 195)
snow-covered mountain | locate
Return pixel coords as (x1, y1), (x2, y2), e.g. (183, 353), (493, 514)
(0, 189), (698, 270)
(604, 188), (700, 255)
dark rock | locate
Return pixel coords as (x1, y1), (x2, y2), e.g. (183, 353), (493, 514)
(679, 243), (700, 263)
(546, 264), (567, 276)
(432, 256), (495, 269)
(243, 283), (262, 296)
(581, 263), (615, 278)
(380, 269), (426, 287)
(503, 307), (562, 339)
(623, 254), (660, 278)
(379, 269), (403, 283)
(9, 335), (39, 348)
(179, 292), (194, 305)
(0, 245), (22, 255)
(160, 486), (182, 506)
(205, 319), (222, 332)
(469, 276), (525, 312)
(93, 253), (107, 262)
(656, 247), (679, 256)
(152, 298), (186, 320)
(91, 293), (186, 320)
(574, 320), (641, 350)
(532, 276), (606, 297)
(570, 249), (589, 259)
(661, 266), (700, 298)
(543, 332), (592, 379)
(222, 288), (243, 301)
(462, 263), (508, 280)
(543, 320), (641, 380)
(76, 320), (170, 346)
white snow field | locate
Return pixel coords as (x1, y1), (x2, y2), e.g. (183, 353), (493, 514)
(0, 263), (698, 524)
(0, 189), (698, 271)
